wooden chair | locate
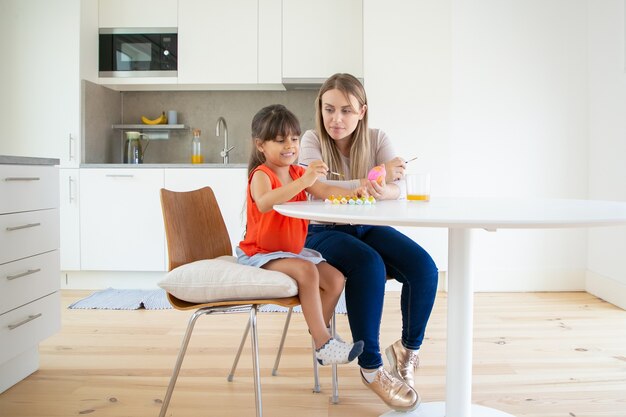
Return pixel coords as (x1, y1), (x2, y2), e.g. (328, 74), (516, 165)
(158, 186), (338, 417)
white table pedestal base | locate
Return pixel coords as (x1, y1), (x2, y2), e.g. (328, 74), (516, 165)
(380, 401), (516, 417)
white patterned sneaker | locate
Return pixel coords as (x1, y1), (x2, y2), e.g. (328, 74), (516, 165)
(315, 338), (364, 365)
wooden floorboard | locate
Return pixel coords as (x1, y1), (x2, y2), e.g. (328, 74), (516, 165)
(1, 290), (625, 417)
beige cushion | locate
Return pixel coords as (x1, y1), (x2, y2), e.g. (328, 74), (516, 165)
(158, 255), (298, 303)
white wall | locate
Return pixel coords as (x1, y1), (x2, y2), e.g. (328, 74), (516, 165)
(451, 0), (590, 291)
(366, 0), (594, 291)
(586, 1), (626, 309)
(364, 0), (452, 273)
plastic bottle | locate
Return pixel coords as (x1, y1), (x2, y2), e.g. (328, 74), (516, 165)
(191, 128), (203, 164)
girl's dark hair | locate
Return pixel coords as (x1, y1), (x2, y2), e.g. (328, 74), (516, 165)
(247, 104), (302, 174)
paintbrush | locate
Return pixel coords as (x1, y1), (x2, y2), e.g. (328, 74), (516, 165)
(298, 163), (343, 177)
(405, 156), (418, 164)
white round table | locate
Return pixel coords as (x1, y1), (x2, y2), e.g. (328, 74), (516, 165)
(275, 197), (626, 417)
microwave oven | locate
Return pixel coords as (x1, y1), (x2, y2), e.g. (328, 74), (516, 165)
(99, 28), (177, 77)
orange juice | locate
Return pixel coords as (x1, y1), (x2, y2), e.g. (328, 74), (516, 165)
(406, 173), (431, 201)
(191, 154), (204, 164)
(407, 194), (430, 201)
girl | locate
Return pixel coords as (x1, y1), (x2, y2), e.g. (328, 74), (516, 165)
(237, 104), (365, 365)
(299, 73), (438, 412)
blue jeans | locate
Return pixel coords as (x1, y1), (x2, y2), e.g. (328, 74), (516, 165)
(305, 224), (438, 369)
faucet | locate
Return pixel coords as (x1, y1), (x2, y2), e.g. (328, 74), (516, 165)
(216, 116), (234, 164)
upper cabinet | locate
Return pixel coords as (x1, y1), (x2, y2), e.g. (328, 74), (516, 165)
(0, 0), (86, 167)
(258, 0), (282, 84)
(98, 0), (177, 28)
(177, 0), (258, 85)
(92, 0), (363, 89)
(282, 0), (363, 80)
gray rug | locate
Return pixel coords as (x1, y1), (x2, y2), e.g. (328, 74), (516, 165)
(68, 288), (347, 314)
(68, 288), (172, 310)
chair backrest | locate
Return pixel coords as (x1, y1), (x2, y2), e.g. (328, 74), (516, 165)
(160, 187), (233, 271)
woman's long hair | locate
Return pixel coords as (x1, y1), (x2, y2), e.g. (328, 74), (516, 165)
(315, 73), (372, 179)
(247, 104), (302, 175)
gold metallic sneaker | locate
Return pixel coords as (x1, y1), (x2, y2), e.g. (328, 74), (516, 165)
(385, 339), (420, 388)
(360, 367), (420, 412)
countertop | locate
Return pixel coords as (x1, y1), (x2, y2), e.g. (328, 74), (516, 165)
(80, 163), (247, 169)
(0, 155), (60, 166)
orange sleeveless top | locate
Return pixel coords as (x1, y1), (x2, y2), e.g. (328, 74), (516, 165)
(238, 164), (308, 256)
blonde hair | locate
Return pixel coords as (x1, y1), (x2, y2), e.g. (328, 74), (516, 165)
(315, 73), (373, 179)
(247, 104), (302, 175)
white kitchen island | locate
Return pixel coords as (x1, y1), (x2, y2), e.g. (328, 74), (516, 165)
(0, 155), (61, 394)
(275, 197), (626, 417)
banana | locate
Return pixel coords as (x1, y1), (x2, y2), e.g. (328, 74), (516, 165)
(141, 112), (168, 125)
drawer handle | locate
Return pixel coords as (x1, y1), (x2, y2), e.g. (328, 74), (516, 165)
(8, 313), (43, 330)
(4, 177), (41, 181)
(6, 222), (41, 231)
(105, 174), (135, 178)
(6, 268), (42, 281)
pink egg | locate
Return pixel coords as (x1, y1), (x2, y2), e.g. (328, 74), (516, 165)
(367, 165), (386, 185)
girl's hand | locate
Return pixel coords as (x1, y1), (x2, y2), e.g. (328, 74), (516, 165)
(384, 157), (406, 182)
(300, 160), (328, 188)
(354, 185), (369, 198)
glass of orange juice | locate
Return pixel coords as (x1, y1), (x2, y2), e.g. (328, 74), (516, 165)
(406, 172), (430, 201)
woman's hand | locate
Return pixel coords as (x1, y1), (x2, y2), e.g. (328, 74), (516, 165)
(365, 176), (401, 200)
(384, 157), (406, 183)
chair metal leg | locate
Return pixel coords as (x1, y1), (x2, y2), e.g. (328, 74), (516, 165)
(330, 312), (339, 404)
(311, 337), (321, 393)
(272, 307), (293, 376)
(159, 308), (209, 417)
(249, 305), (263, 417)
(228, 315), (251, 381)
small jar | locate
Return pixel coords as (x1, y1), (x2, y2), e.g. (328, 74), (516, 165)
(191, 129), (203, 164)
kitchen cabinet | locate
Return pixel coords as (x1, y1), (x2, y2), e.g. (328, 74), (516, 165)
(163, 168), (248, 252)
(0, 160), (61, 394)
(177, 0), (258, 84)
(79, 168), (166, 271)
(258, 0), (282, 84)
(98, 0), (177, 28)
(0, 0), (84, 167)
(282, 0), (363, 80)
(59, 169), (81, 270)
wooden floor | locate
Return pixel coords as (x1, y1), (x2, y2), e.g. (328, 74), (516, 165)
(1, 290), (625, 417)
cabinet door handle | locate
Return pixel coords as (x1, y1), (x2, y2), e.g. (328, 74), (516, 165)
(69, 176), (75, 203)
(8, 313), (43, 330)
(6, 268), (42, 281)
(105, 174), (134, 178)
(4, 177), (41, 181)
(69, 133), (75, 161)
(6, 222), (41, 231)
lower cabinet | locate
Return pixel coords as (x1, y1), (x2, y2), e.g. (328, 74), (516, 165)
(59, 169), (80, 270)
(75, 167), (247, 273)
(163, 168), (248, 254)
(0, 161), (60, 393)
(79, 168), (166, 271)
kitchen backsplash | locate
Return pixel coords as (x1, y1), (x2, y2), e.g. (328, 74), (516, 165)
(83, 80), (318, 164)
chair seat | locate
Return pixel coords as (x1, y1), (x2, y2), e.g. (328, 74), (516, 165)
(166, 292), (301, 311)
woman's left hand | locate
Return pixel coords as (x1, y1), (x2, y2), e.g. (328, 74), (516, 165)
(384, 157), (406, 183)
(365, 177), (398, 200)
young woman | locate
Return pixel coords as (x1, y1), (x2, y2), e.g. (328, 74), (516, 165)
(299, 74), (439, 412)
(237, 104), (366, 365)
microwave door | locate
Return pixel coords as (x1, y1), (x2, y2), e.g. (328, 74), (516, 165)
(99, 30), (177, 77)
(114, 34), (161, 71)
